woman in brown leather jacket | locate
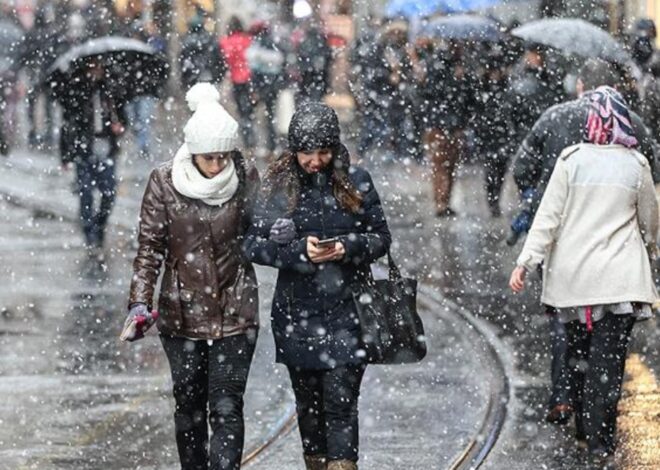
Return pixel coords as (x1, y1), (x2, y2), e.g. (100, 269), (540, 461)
(126, 84), (260, 470)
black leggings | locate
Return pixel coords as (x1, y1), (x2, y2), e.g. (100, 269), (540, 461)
(161, 333), (256, 470)
(288, 364), (366, 462)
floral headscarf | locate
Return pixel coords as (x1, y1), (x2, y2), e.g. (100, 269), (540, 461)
(583, 86), (639, 148)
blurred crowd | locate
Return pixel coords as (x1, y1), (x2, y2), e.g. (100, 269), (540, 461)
(1, 4), (659, 221)
(349, 16), (660, 217)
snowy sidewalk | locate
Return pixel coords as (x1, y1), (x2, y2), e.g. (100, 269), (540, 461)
(0, 149), (157, 236)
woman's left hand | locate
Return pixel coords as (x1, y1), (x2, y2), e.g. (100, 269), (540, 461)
(509, 266), (527, 293)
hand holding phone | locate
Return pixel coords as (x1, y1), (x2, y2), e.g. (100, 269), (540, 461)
(307, 236), (345, 263)
(316, 237), (339, 248)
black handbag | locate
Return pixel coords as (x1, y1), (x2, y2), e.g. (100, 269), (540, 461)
(352, 252), (427, 364)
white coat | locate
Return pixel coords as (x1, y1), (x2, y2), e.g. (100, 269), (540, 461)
(517, 143), (659, 308)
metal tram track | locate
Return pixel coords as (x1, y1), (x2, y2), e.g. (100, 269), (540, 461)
(242, 286), (511, 469)
(420, 286), (511, 470)
(242, 402), (298, 466)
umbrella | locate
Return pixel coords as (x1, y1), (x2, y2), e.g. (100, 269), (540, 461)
(420, 15), (502, 41)
(512, 18), (631, 65)
(0, 19), (24, 74)
(386, 0), (504, 17)
(45, 36), (168, 101)
(441, 0), (504, 13)
(386, 0), (445, 18)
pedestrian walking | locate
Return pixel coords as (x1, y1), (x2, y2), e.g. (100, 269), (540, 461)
(628, 18), (656, 70)
(126, 21), (167, 160)
(294, 22), (333, 103)
(59, 61), (126, 252)
(510, 86), (658, 462)
(416, 39), (478, 217)
(474, 44), (512, 217)
(17, 3), (63, 148)
(362, 20), (412, 163)
(243, 102), (391, 470)
(126, 83), (260, 470)
(509, 58), (658, 425)
(220, 17), (256, 151)
(640, 51), (660, 142)
(180, 15), (225, 89)
(247, 21), (285, 156)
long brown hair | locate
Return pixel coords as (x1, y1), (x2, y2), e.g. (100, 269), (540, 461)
(262, 145), (363, 214)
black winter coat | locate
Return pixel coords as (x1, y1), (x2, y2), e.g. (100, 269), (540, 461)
(418, 54), (478, 131)
(58, 81), (126, 165)
(504, 64), (564, 142)
(180, 28), (226, 88)
(512, 96), (659, 213)
(244, 165), (391, 369)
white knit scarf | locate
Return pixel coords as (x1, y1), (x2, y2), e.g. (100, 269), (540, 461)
(172, 144), (239, 206)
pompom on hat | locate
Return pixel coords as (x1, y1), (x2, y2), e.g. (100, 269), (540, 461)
(183, 83), (239, 154)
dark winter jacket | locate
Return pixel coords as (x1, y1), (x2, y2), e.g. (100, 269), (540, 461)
(180, 27), (226, 88)
(367, 39), (412, 113)
(513, 96), (658, 212)
(59, 81), (126, 165)
(129, 154), (261, 340)
(296, 27), (332, 98)
(640, 65), (660, 142)
(418, 51), (478, 131)
(243, 163), (391, 369)
(504, 63), (564, 142)
(474, 75), (512, 152)
(17, 22), (64, 83)
(248, 31), (285, 95)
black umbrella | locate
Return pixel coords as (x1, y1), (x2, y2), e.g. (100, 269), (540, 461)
(512, 18), (631, 65)
(0, 19), (24, 74)
(45, 36), (168, 101)
(420, 15), (502, 41)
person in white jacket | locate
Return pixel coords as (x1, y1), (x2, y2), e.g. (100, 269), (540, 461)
(509, 86), (658, 461)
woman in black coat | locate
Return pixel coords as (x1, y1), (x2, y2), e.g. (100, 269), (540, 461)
(243, 102), (391, 470)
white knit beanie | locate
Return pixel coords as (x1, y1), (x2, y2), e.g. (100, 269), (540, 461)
(183, 83), (239, 154)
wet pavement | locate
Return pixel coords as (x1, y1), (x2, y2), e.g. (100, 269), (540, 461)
(0, 134), (659, 469)
(0, 198), (298, 470)
(368, 160), (660, 470)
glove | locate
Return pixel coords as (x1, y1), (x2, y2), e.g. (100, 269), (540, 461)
(128, 303), (149, 319)
(269, 218), (297, 245)
(506, 210), (533, 246)
(120, 303), (158, 342)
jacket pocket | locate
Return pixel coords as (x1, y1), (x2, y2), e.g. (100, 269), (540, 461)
(223, 265), (251, 321)
(180, 287), (203, 316)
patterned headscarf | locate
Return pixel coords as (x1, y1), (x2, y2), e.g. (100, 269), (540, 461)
(583, 86), (638, 148)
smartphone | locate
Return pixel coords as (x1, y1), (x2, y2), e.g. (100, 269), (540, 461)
(316, 237), (339, 248)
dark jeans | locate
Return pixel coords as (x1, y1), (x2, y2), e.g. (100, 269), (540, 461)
(161, 333), (257, 470)
(27, 86), (55, 144)
(232, 83), (255, 149)
(558, 313), (635, 453)
(255, 82), (279, 152)
(547, 310), (570, 407)
(358, 107), (388, 157)
(484, 147), (509, 209)
(288, 364), (366, 462)
(76, 154), (116, 248)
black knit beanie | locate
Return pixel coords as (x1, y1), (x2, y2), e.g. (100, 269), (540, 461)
(288, 101), (341, 152)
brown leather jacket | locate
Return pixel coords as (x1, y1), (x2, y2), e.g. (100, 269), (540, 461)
(129, 153), (260, 339)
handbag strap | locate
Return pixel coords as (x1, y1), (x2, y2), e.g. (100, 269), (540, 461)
(387, 250), (404, 282)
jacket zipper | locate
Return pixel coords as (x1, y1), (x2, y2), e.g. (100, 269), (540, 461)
(203, 201), (223, 339)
